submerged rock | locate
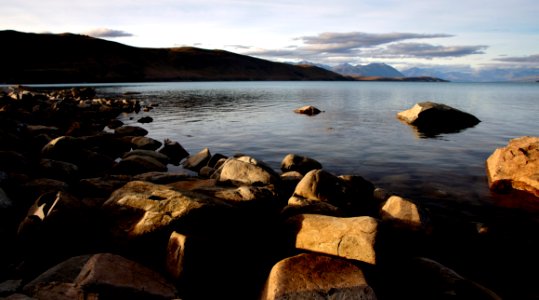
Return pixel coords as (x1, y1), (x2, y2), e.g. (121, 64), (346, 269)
(293, 105), (322, 116)
(397, 102), (480, 137)
(486, 136), (539, 198)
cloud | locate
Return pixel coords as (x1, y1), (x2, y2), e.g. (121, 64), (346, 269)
(297, 32), (453, 53)
(83, 28), (133, 38)
(371, 43), (488, 58)
(494, 54), (539, 63)
(236, 31), (487, 64)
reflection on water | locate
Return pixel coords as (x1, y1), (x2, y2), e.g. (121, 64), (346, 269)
(97, 81), (539, 217)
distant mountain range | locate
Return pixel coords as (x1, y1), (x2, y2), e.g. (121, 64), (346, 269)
(401, 67), (539, 82)
(297, 61), (539, 82)
(0, 30), (347, 84)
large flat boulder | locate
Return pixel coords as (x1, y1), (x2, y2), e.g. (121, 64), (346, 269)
(102, 181), (235, 244)
(397, 102), (480, 137)
(287, 214), (379, 264)
(486, 136), (539, 197)
(261, 253), (377, 300)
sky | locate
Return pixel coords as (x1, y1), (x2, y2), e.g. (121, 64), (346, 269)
(2, 0), (539, 71)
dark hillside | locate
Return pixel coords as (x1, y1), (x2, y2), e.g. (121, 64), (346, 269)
(0, 30), (347, 83)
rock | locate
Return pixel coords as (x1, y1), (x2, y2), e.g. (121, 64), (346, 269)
(287, 169), (347, 208)
(137, 116), (153, 123)
(287, 214), (379, 264)
(281, 202), (344, 219)
(41, 136), (85, 160)
(130, 136), (162, 151)
(114, 125), (148, 137)
(107, 119), (124, 129)
(486, 136), (539, 197)
(42, 136), (115, 176)
(102, 181), (235, 245)
(397, 102), (480, 137)
(0, 279), (22, 296)
(285, 172), (373, 215)
(212, 185), (279, 209)
(158, 139), (189, 165)
(21, 178), (70, 202)
(17, 191), (92, 262)
(133, 171), (189, 184)
(405, 257), (502, 300)
(77, 175), (132, 198)
(380, 195), (426, 231)
(280, 153), (322, 175)
(38, 159), (79, 182)
(261, 253), (377, 300)
(294, 105), (322, 116)
(0, 150), (30, 171)
(80, 132), (132, 160)
(123, 149), (170, 165)
(0, 187), (13, 209)
(74, 253), (178, 299)
(22, 253), (178, 300)
(112, 154), (167, 175)
(215, 157), (278, 186)
(22, 255), (92, 296)
(1, 293), (37, 299)
(182, 147), (211, 172)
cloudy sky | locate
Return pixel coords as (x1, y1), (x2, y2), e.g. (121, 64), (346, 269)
(2, 0), (538, 70)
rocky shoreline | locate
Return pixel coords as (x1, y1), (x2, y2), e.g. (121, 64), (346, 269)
(0, 86), (538, 299)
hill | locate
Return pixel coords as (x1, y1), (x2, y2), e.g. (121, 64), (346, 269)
(0, 30), (347, 84)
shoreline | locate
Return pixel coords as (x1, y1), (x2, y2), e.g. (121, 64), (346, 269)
(1, 86), (539, 299)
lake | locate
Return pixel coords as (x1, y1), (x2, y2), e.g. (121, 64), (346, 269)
(65, 81), (539, 218)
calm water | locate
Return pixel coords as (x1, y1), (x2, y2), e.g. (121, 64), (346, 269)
(93, 81), (539, 215)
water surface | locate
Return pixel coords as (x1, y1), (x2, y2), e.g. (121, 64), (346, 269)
(93, 81), (539, 217)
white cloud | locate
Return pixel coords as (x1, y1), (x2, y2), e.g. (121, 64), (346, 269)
(83, 28), (133, 38)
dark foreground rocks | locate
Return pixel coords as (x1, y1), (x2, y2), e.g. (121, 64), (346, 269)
(0, 86), (534, 299)
(397, 101), (480, 137)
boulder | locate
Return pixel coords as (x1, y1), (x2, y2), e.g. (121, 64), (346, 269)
(288, 169), (341, 205)
(158, 139), (189, 165)
(182, 147), (211, 172)
(17, 191), (92, 261)
(287, 214), (379, 264)
(77, 175), (132, 198)
(22, 253), (178, 300)
(123, 149), (170, 165)
(133, 171), (190, 184)
(130, 136), (162, 151)
(404, 257), (502, 300)
(38, 159), (79, 182)
(294, 105), (322, 116)
(74, 253), (177, 299)
(280, 153), (322, 175)
(114, 125), (148, 137)
(211, 185), (279, 209)
(112, 154), (167, 175)
(288, 169), (373, 213)
(0, 187), (13, 209)
(102, 181), (235, 244)
(397, 102), (480, 137)
(486, 136), (539, 197)
(137, 116), (153, 124)
(261, 253), (377, 300)
(380, 195), (427, 231)
(215, 157), (278, 186)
